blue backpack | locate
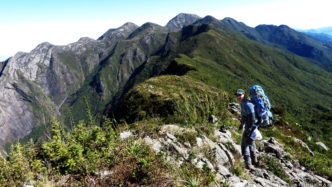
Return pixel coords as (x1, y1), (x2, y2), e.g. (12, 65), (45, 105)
(249, 85), (273, 128)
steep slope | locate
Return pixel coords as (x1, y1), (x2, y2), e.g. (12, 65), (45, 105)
(220, 17), (332, 72)
(221, 17), (262, 42)
(0, 13), (331, 184)
(112, 22), (332, 181)
(63, 22), (170, 126)
(115, 23), (332, 118)
(165, 13), (201, 31)
(1, 14), (331, 150)
(0, 23), (138, 146)
(302, 32), (332, 43)
(255, 24), (332, 72)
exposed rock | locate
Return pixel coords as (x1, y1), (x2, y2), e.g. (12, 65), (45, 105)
(138, 125), (331, 186)
(209, 115), (218, 126)
(292, 137), (315, 156)
(0, 20), (166, 146)
(95, 170), (113, 179)
(98, 22), (138, 40)
(228, 102), (241, 115)
(119, 131), (133, 140)
(165, 13), (201, 31)
(316, 142), (329, 151)
(262, 137), (285, 158)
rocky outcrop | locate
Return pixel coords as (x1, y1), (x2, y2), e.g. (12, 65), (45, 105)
(165, 13), (201, 31)
(260, 137), (330, 186)
(0, 22), (157, 146)
(121, 125), (331, 186)
(228, 102), (241, 115)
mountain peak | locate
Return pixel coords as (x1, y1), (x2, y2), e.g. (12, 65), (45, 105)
(194, 15), (225, 29)
(165, 13), (201, 31)
(98, 22), (138, 40)
(141, 22), (162, 28)
(221, 17), (244, 26)
(128, 22), (167, 39)
(222, 17), (237, 25)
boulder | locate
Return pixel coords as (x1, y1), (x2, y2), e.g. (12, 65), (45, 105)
(228, 102), (241, 115)
(262, 137), (285, 158)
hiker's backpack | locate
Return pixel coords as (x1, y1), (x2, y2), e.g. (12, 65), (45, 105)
(249, 85), (273, 128)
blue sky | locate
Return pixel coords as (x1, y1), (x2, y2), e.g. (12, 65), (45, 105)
(0, 0), (331, 61)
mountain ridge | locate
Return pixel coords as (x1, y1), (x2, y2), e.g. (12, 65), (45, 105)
(220, 18), (332, 72)
(1, 13), (331, 145)
(0, 14), (331, 182)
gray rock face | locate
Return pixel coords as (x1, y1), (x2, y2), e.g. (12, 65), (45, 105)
(259, 137), (330, 186)
(138, 125), (331, 186)
(0, 22), (151, 146)
(98, 22), (138, 40)
(165, 13), (201, 31)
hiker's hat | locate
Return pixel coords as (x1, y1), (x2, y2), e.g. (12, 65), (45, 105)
(235, 89), (245, 96)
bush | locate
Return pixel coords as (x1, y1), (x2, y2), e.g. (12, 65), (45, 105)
(0, 117), (174, 186)
(260, 155), (291, 183)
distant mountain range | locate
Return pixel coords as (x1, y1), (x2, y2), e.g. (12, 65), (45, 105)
(297, 27), (332, 43)
(300, 27), (332, 36)
(0, 13), (331, 154)
(220, 18), (332, 72)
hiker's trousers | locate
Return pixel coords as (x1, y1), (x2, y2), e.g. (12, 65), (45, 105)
(241, 132), (256, 158)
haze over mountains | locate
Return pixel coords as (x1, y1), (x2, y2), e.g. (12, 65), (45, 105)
(0, 13), (331, 151)
(302, 26), (332, 36)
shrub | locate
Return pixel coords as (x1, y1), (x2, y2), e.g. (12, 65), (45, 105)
(260, 155), (291, 183)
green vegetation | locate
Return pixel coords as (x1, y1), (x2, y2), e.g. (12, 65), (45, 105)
(115, 75), (229, 124)
(260, 155), (291, 183)
(0, 118), (175, 186)
(3, 20), (332, 185)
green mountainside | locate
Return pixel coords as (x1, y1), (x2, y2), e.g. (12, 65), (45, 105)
(221, 18), (332, 72)
(115, 23), (332, 117)
(0, 14), (331, 185)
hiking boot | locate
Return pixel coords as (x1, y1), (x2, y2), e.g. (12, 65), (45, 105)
(245, 163), (255, 170)
(245, 156), (255, 170)
(252, 154), (259, 166)
(250, 148), (259, 166)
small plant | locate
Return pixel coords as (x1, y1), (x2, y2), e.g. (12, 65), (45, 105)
(222, 180), (230, 187)
(186, 177), (199, 187)
(174, 129), (198, 145)
(188, 151), (196, 161)
(260, 155), (291, 183)
(202, 163), (211, 173)
(230, 157), (244, 177)
(177, 160), (216, 186)
(204, 147), (217, 163)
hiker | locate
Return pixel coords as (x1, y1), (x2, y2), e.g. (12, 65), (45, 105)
(236, 89), (258, 170)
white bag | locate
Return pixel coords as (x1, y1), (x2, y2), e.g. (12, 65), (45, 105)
(250, 128), (262, 141)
